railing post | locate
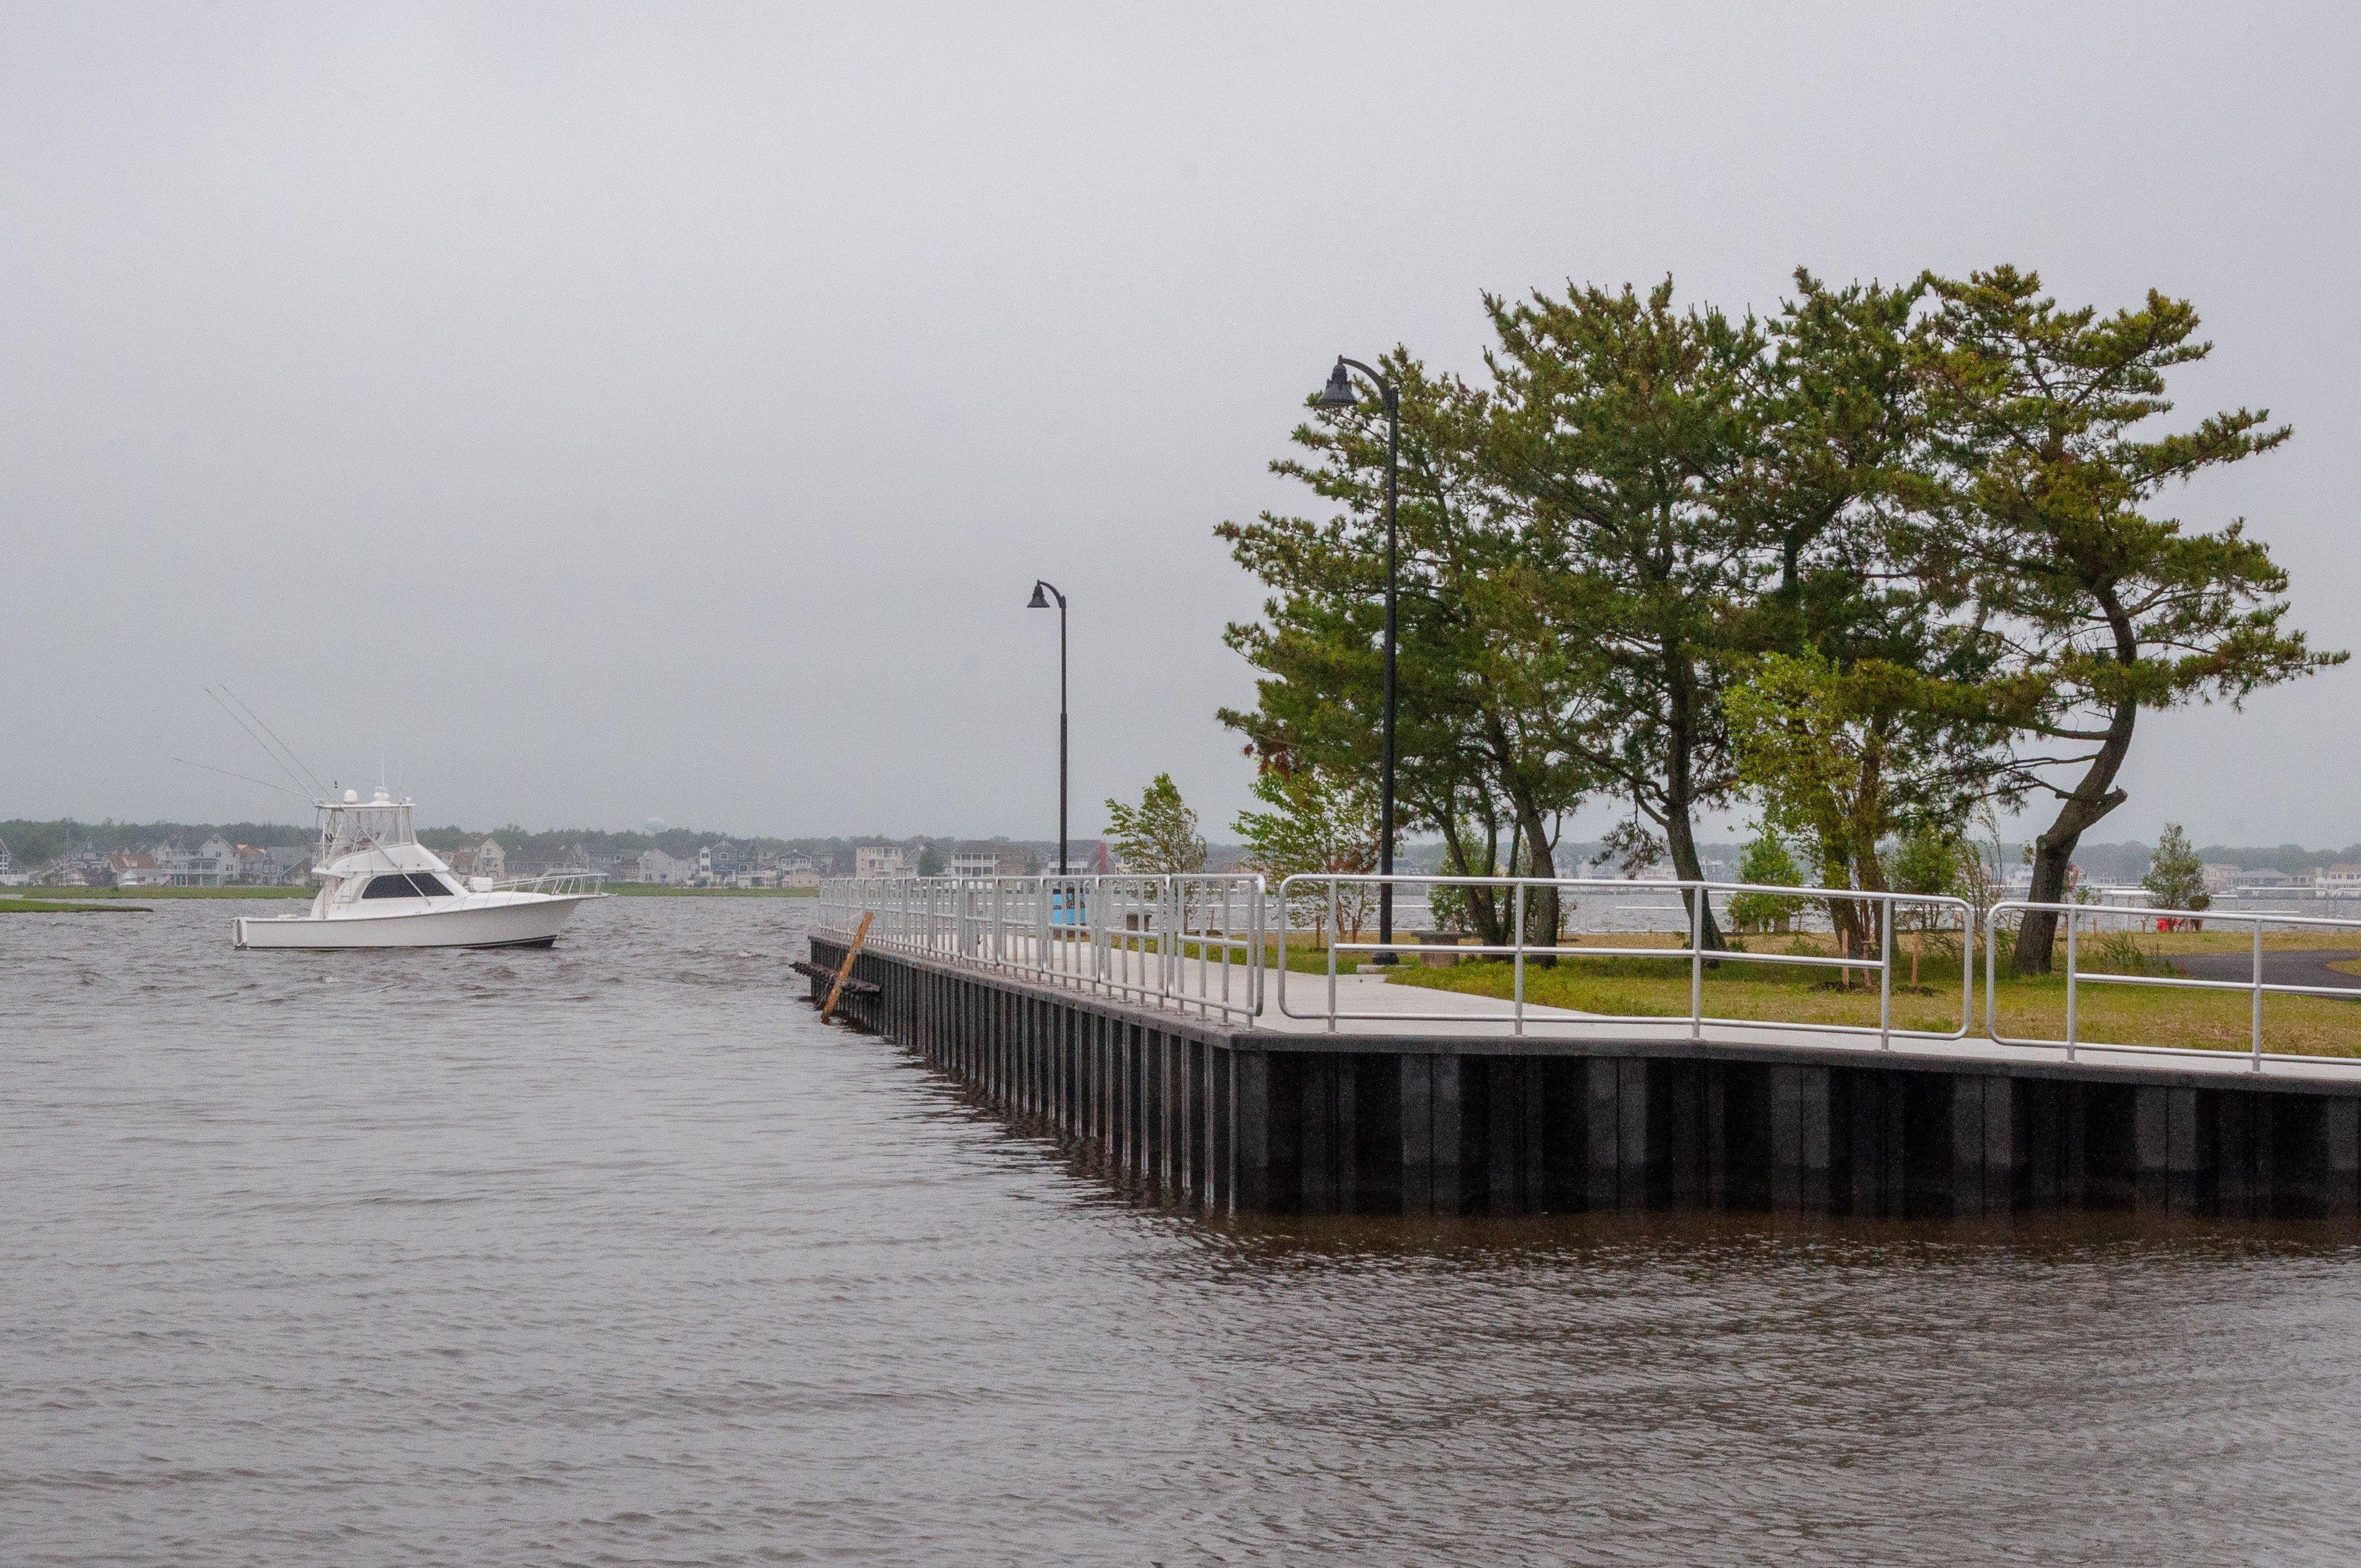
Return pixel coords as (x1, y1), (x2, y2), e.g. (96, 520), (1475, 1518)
(1219, 881), (1232, 1012)
(2064, 909), (2078, 1061)
(1963, 897), (1977, 1042)
(1688, 881), (1703, 1042)
(1878, 893), (1893, 1050)
(1513, 882), (1527, 1037)
(1326, 880), (1340, 1034)
(1252, 878), (1267, 1016)
(2252, 918), (2264, 1071)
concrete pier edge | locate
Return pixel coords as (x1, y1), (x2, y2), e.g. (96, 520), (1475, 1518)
(808, 935), (2361, 1222)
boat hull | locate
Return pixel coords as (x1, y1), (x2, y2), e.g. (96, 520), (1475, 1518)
(233, 895), (594, 951)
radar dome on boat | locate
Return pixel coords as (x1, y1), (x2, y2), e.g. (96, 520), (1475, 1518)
(344, 789), (358, 802)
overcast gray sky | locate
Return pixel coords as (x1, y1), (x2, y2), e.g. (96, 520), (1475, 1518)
(4, 2), (2356, 845)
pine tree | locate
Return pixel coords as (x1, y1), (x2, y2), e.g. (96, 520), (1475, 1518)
(1103, 774), (1206, 877)
(2141, 823), (2209, 918)
(1233, 764), (1378, 939)
(1726, 823), (1806, 934)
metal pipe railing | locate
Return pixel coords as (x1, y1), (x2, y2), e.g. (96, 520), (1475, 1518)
(816, 873), (1265, 1023)
(817, 873), (2361, 1068)
(1986, 899), (2361, 1070)
(1272, 873), (1974, 1046)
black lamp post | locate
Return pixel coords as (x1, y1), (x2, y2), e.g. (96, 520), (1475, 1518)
(1028, 579), (1069, 875)
(1316, 355), (1401, 963)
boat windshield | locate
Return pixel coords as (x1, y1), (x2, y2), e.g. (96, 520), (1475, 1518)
(360, 872), (453, 900)
(318, 796), (415, 862)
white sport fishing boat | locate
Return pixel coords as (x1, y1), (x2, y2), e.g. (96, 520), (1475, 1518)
(234, 788), (606, 951)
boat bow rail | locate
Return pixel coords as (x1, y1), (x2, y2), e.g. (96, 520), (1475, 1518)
(480, 870), (608, 898)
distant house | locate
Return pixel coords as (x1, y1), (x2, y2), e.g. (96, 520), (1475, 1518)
(2202, 863), (2243, 894)
(949, 846), (1030, 878)
(107, 852), (170, 888)
(145, 835), (238, 887)
(697, 840), (742, 885)
(0, 838), (20, 887)
(2319, 865), (2361, 897)
(265, 845), (313, 885)
(445, 839), (506, 881)
(638, 847), (693, 885)
(855, 844), (907, 879)
(783, 867), (822, 890)
(47, 845), (108, 887)
(2235, 867), (2293, 891)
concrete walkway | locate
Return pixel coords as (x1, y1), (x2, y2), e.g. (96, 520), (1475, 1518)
(846, 931), (2361, 1088)
(1251, 968), (2361, 1085)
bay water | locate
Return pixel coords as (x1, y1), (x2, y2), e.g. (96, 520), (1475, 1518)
(7, 897), (2359, 1564)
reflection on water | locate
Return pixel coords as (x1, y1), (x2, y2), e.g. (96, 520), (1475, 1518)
(6, 898), (2359, 1565)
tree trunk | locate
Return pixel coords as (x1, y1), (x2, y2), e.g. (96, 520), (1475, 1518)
(1663, 806), (1726, 953)
(2011, 702), (2137, 976)
(1510, 792), (1561, 964)
(1436, 808), (1508, 948)
(1660, 650), (1727, 952)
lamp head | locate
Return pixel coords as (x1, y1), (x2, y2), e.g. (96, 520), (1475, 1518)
(1316, 358), (1358, 409)
(1028, 581), (1052, 610)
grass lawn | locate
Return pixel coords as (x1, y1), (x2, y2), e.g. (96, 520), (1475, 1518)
(0, 897), (151, 914)
(1389, 928), (2361, 1058)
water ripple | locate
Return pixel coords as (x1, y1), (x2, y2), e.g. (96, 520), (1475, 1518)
(4, 898), (2360, 1565)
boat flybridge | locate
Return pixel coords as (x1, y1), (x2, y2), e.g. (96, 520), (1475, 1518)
(233, 788), (606, 951)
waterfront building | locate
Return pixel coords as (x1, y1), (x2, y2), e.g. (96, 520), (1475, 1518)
(107, 852), (170, 888)
(949, 846), (1030, 878)
(855, 844), (907, 879)
(2319, 864), (2361, 897)
(637, 847), (693, 885)
(444, 839), (507, 881)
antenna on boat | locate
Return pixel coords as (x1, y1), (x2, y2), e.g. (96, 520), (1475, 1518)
(174, 757), (306, 800)
(206, 686), (330, 801)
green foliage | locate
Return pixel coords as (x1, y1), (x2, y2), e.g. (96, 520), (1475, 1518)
(2083, 929), (2176, 978)
(1887, 824), (1969, 899)
(1217, 262), (2337, 978)
(1104, 773), (1205, 876)
(2141, 822), (2209, 913)
(1, 819), (311, 863)
(1234, 764), (1378, 934)
(1216, 350), (1586, 922)
(1727, 652), (2001, 888)
(1484, 278), (1766, 926)
(1910, 266), (2342, 969)
(1726, 822), (1808, 933)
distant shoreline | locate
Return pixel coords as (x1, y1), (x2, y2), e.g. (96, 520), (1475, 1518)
(1, 882), (818, 900)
